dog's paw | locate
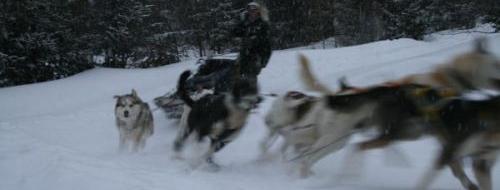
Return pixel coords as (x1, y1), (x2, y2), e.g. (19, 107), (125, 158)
(203, 162), (221, 172)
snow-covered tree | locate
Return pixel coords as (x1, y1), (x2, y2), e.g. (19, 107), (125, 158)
(0, 0), (92, 87)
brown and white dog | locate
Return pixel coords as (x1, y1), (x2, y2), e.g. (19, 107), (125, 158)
(392, 38), (500, 92)
(278, 55), (388, 177)
(297, 38), (500, 151)
(297, 38), (500, 188)
(296, 57), (441, 177)
(417, 95), (500, 190)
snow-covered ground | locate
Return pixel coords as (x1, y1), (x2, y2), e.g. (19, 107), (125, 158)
(1, 26), (500, 190)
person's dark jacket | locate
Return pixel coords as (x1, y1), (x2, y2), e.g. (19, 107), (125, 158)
(232, 15), (271, 77)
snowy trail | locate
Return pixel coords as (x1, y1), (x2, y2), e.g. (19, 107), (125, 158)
(1, 26), (500, 190)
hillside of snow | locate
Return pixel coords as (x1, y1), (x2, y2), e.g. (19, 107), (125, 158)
(1, 26), (500, 190)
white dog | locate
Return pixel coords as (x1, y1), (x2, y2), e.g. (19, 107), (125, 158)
(260, 91), (320, 159)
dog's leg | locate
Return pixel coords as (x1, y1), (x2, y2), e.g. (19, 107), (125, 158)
(279, 140), (290, 160)
(440, 143), (479, 190)
(416, 144), (449, 190)
(416, 166), (441, 190)
(260, 128), (279, 156)
(131, 131), (144, 153)
(174, 126), (191, 151)
(132, 139), (139, 153)
(294, 144), (310, 157)
(173, 124), (193, 156)
(136, 131), (148, 152)
(118, 129), (127, 152)
(449, 161), (479, 190)
(299, 134), (350, 178)
(204, 128), (241, 170)
(299, 161), (314, 178)
(195, 139), (226, 171)
(208, 140), (227, 162)
(417, 145), (478, 190)
(335, 146), (366, 182)
(472, 158), (494, 190)
(139, 138), (146, 152)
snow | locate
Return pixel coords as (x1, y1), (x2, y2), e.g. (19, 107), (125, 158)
(1, 26), (500, 190)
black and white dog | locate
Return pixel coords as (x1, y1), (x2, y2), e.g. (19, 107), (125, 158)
(173, 70), (260, 168)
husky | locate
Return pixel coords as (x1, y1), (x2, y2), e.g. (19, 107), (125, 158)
(260, 91), (320, 159)
(323, 84), (500, 190)
(174, 87), (213, 159)
(299, 51), (499, 189)
(114, 89), (154, 152)
(260, 77), (357, 160)
(295, 54), (452, 177)
(417, 95), (500, 190)
(173, 70), (260, 168)
(392, 38), (500, 92)
(178, 87), (214, 130)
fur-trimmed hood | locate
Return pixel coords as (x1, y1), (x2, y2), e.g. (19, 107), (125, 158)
(241, 2), (269, 22)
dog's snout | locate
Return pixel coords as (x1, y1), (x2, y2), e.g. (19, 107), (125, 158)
(124, 110), (129, 118)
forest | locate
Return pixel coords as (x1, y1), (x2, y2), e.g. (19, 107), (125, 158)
(1, 0), (499, 87)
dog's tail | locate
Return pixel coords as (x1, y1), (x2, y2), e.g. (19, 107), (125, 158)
(177, 70), (194, 107)
(298, 54), (334, 94)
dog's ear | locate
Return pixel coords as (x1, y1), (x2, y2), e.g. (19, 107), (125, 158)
(131, 89), (138, 97)
(113, 95), (120, 99)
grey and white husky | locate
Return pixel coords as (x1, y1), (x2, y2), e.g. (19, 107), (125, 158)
(114, 89), (154, 152)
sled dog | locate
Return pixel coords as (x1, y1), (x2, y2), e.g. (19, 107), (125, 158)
(417, 95), (500, 190)
(178, 87), (214, 131)
(296, 54), (450, 177)
(260, 76), (360, 159)
(260, 91), (320, 159)
(173, 70), (260, 168)
(299, 46), (500, 189)
(114, 89), (154, 152)
(393, 38), (500, 92)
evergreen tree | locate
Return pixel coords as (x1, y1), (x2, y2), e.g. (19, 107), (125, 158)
(479, 0), (500, 31)
(0, 0), (92, 87)
(92, 0), (153, 68)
